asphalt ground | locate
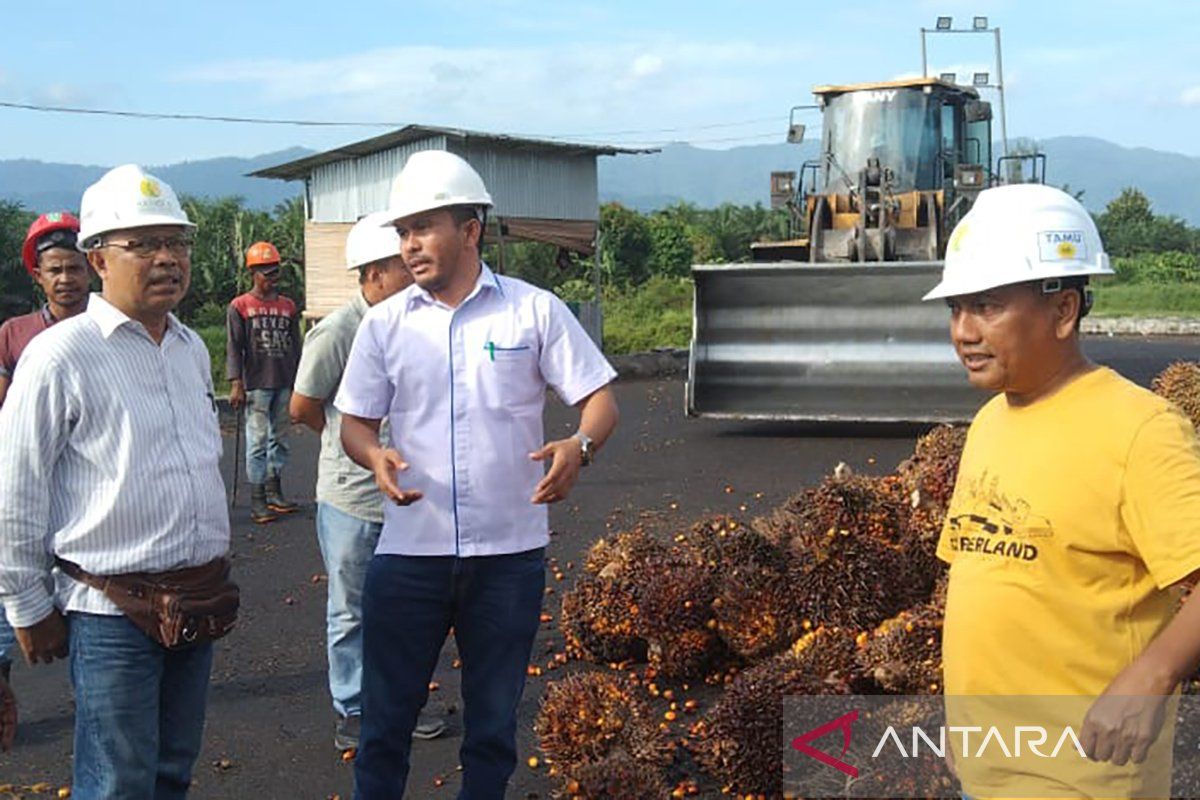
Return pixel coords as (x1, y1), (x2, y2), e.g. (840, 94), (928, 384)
(1, 335), (1198, 799)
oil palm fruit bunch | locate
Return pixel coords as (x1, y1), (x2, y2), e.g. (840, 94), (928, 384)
(560, 749), (671, 799)
(535, 672), (673, 776)
(677, 520), (801, 662)
(683, 515), (777, 573)
(856, 593), (945, 695)
(584, 529), (668, 581)
(689, 627), (859, 797)
(897, 424), (967, 520)
(769, 468), (939, 629)
(560, 575), (647, 665)
(1152, 361), (1200, 433)
(631, 555), (727, 678)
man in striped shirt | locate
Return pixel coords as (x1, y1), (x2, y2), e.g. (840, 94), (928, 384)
(0, 164), (229, 798)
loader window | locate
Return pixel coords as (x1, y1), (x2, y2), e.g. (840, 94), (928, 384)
(821, 90), (940, 192)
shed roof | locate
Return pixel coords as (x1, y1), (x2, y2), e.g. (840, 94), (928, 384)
(250, 125), (654, 181)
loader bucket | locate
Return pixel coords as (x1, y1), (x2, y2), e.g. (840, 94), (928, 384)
(686, 261), (989, 423)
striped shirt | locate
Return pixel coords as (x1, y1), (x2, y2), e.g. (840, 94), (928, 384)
(0, 293), (230, 627)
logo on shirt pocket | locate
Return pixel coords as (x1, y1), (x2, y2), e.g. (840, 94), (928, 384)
(485, 341), (532, 362)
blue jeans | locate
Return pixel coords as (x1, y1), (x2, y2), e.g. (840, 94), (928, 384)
(245, 387), (291, 484)
(0, 611), (14, 668)
(69, 613), (213, 800)
(354, 549), (546, 800)
(316, 502), (382, 718)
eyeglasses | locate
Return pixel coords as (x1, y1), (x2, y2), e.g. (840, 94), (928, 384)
(101, 234), (194, 258)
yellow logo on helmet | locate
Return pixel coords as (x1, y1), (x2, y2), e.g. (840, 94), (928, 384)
(1056, 240), (1078, 259)
(140, 178), (161, 198)
(948, 222), (970, 253)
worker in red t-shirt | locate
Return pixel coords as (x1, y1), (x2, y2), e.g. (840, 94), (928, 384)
(0, 210), (90, 741)
(0, 212), (91, 407)
(226, 241), (302, 524)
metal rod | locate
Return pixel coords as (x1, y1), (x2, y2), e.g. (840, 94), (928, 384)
(920, 29), (928, 77)
(994, 27), (1009, 158)
(230, 405), (242, 508)
(593, 227), (603, 346)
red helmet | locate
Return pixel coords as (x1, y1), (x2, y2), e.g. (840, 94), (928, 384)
(22, 212), (81, 276)
(246, 241), (281, 269)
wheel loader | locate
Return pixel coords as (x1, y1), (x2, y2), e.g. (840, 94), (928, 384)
(687, 77), (1044, 423)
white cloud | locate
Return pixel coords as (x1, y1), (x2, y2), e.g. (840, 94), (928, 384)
(1181, 86), (1200, 106)
(173, 40), (802, 144)
(630, 54), (665, 79)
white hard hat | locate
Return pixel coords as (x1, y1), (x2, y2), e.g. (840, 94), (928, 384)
(923, 183), (1112, 301)
(380, 150), (493, 226)
(345, 212), (402, 270)
(78, 164), (194, 248)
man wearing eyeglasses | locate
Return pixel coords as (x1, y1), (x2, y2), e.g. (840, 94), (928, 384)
(0, 164), (230, 797)
(226, 240), (302, 524)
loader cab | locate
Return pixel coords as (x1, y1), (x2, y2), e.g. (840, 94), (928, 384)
(815, 78), (991, 216)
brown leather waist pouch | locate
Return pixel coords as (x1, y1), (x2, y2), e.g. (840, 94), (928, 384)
(56, 557), (240, 650)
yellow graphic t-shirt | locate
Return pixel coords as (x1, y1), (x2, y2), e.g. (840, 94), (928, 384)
(939, 367), (1200, 798)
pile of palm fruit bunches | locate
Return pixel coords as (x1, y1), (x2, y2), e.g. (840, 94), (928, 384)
(532, 362), (1200, 800)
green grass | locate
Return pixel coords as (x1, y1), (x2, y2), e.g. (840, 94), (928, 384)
(195, 325), (229, 395)
(1091, 283), (1200, 317)
(601, 276), (693, 354)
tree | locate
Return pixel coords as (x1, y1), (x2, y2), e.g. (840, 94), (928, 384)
(647, 213), (694, 278)
(0, 201), (38, 320)
(1096, 188), (1194, 258)
(599, 203), (652, 286)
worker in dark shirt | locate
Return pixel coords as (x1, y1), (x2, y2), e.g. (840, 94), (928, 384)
(0, 212), (90, 723)
(226, 241), (302, 524)
(0, 212), (90, 407)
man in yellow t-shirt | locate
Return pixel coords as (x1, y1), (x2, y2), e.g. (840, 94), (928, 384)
(923, 184), (1200, 799)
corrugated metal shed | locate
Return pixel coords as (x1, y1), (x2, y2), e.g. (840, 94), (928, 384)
(250, 125), (651, 319)
(251, 125), (649, 224)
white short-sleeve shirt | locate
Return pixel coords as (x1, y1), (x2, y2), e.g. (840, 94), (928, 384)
(334, 264), (616, 557)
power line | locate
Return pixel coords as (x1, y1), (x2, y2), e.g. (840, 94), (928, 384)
(543, 116), (784, 138)
(0, 100), (398, 127)
(0, 98), (800, 147)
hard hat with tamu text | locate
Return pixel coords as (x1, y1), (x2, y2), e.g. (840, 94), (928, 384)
(78, 164), (194, 249)
(345, 212), (401, 270)
(922, 183), (1112, 301)
(380, 150), (493, 227)
(22, 212), (81, 276)
(246, 241), (281, 269)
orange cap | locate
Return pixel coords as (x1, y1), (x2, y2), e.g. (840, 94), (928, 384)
(245, 241), (281, 268)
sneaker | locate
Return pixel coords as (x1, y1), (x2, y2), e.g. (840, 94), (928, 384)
(412, 712), (446, 740)
(334, 714), (360, 751)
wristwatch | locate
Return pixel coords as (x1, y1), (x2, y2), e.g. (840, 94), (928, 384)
(574, 432), (595, 467)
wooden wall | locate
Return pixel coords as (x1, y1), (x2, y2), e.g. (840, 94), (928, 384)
(303, 221), (357, 319)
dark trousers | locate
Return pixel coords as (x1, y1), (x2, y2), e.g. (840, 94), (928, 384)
(353, 548), (546, 800)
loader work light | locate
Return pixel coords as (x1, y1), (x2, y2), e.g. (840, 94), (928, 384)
(940, 72), (957, 84)
(936, 16), (953, 30)
(973, 72), (990, 86)
(973, 16), (989, 30)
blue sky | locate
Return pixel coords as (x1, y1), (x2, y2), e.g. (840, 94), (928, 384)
(0, 0), (1195, 166)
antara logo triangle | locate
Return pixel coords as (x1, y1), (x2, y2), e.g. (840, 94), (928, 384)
(791, 709), (859, 778)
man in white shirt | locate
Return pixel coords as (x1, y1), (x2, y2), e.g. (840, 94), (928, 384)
(0, 165), (229, 798)
(337, 151), (619, 799)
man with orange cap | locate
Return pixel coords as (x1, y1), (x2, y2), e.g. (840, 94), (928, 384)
(0, 211), (91, 722)
(226, 241), (302, 524)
